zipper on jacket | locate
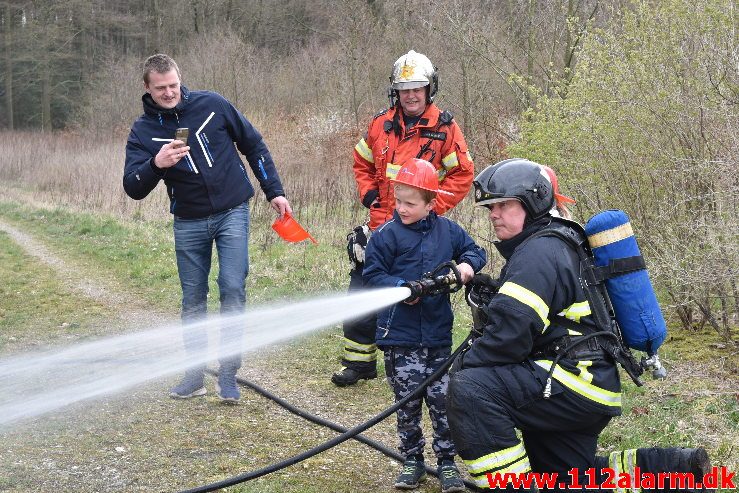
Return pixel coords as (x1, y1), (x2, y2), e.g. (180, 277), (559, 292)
(379, 304), (398, 339)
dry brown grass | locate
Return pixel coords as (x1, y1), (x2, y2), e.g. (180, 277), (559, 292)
(0, 121), (500, 273)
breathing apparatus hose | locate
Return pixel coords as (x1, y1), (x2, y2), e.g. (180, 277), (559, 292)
(178, 335), (480, 493)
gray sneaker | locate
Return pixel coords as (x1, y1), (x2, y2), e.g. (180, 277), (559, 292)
(216, 371), (241, 404)
(169, 370), (206, 399)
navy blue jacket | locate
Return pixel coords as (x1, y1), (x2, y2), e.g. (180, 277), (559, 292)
(124, 86), (285, 218)
(363, 211), (487, 348)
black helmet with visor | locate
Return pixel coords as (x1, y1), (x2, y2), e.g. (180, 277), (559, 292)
(473, 158), (554, 220)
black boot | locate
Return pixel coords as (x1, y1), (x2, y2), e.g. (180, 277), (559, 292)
(597, 447), (712, 492)
(330, 366), (377, 386)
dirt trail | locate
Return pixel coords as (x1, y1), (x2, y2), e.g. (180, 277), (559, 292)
(0, 218), (174, 327)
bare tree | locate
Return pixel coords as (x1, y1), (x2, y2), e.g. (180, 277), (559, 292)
(2, 1), (17, 130)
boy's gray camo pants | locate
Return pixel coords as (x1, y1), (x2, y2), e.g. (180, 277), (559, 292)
(383, 346), (456, 460)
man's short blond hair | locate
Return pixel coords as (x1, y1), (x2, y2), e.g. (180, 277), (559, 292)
(143, 54), (181, 84)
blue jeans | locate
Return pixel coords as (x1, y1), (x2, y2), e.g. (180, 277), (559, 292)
(173, 202), (249, 370)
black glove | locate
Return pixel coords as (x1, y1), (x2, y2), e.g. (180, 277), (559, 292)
(467, 275), (499, 336)
(347, 224), (371, 270)
(471, 273), (499, 289)
(361, 189), (379, 209)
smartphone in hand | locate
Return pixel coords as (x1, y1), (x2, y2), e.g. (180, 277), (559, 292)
(174, 128), (189, 147)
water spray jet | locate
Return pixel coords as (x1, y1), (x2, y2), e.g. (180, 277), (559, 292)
(0, 287), (410, 429)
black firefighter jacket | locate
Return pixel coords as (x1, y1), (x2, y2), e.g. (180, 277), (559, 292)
(462, 217), (623, 415)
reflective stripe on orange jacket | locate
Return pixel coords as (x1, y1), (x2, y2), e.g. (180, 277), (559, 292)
(353, 104), (474, 230)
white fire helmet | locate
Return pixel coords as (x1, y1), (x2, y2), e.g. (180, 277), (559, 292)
(390, 50), (438, 102)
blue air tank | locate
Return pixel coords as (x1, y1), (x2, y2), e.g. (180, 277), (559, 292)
(584, 210), (667, 355)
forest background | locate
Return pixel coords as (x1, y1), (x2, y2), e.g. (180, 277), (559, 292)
(0, 0), (737, 490)
(1, 0), (737, 338)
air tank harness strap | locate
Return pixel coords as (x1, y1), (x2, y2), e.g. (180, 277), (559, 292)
(542, 331), (620, 399)
(590, 255), (646, 282)
(533, 321), (605, 362)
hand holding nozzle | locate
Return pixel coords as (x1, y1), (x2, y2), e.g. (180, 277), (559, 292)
(401, 280), (425, 304)
(401, 261), (466, 304)
(466, 273), (501, 338)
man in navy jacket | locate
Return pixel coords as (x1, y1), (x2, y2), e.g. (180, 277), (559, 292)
(124, 54), (291, 403)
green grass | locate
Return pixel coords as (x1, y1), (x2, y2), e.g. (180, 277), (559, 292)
(0, 201), (350, 310)
(0, 199), (737, 492)
(0, 200), (182, 310)
(0, 230), (110, 352)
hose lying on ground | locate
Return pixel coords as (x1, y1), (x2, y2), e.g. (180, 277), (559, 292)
(177, 335), (480, 493)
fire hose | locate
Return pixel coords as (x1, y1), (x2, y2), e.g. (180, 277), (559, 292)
(178, 337), (478, 493)
(177, 262), (484, 493)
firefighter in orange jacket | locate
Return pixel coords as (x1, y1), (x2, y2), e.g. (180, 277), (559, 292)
(331, 50), (474, 386)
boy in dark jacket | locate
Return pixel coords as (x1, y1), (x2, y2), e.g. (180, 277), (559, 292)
(363, 159), (487, 492)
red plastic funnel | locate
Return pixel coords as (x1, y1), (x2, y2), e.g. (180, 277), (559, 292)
(272, 212), (318, 245)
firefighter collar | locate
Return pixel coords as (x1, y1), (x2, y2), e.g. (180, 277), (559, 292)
(494, 218), (551, 260)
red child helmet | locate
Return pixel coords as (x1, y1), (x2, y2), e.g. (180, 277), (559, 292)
(391, 158), (454, 196)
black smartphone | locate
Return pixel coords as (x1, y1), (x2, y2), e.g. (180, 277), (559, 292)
(175, 128), (189, 146)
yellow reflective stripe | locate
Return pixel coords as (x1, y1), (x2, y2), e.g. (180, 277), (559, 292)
(343, 350), (377, 362)
(386, 162), (401, 180)
(624, 449), (639, 493)
(623, 448), (638, 471)
(588, 222), (633, 248)
(343, 338), (377, 353)
(471, 474), (491, 488)
(577, 360), (594, 383)
(437, 168), (447, 182)
(499, 282), (550, 328)
(609, 449), (638, 493)
(567, 329), (583, 336)
(442, 151), (459, 170)
(609, 451), (625, 493)
(534, 360), (622, 407)
(558, 301), (591, 322)
(468, 455), (531, 488)
(354, 138), (374, 163)
(465, 441), (527, 475)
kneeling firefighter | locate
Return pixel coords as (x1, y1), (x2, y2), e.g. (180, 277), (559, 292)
(446, 159), (711, 491)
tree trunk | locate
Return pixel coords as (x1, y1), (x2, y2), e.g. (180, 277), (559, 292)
(41, 60), (52, 132)
(4, 2), (14, 130)
(461, 56), (471, 136)
(527, 0), (536, 83)
(695, 298), (731, 342)
(564, 0), (575, 69)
